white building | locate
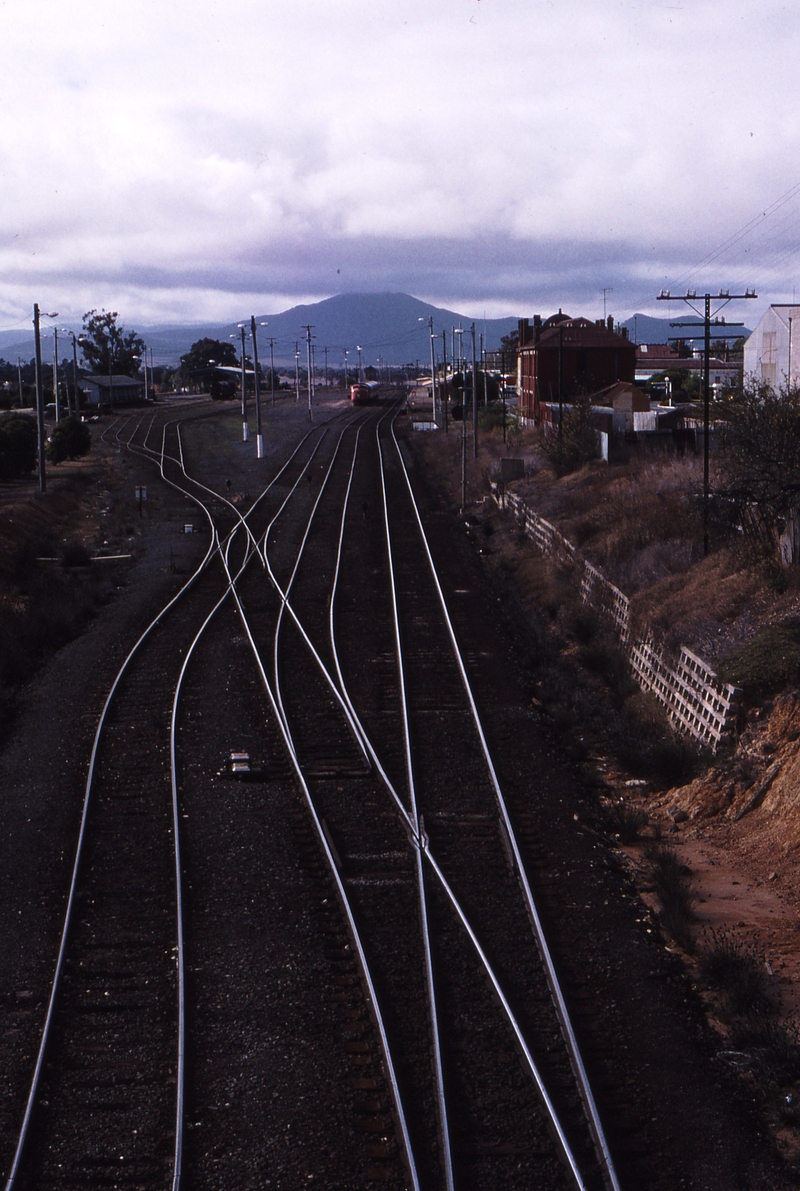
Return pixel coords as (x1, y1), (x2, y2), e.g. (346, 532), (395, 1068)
(743, 305), (800, 389)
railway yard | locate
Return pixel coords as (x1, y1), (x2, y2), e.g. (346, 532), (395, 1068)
(0, 390), (797, 1190)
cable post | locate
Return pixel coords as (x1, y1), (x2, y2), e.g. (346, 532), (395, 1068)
(657, 287), (757, 555)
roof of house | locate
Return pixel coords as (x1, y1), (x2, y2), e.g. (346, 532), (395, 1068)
(81, 374), (144, 388)
(521, 316), (634, 351)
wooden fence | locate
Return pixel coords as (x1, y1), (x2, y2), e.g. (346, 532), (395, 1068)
(502, 490), (741, 751)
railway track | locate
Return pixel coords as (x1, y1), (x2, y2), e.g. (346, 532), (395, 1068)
(4, 396), (631, 1189)
(237, 404), (623, 1189)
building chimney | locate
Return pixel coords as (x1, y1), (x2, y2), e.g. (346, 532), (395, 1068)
(607, 315), (614, 333)
(518, 317), (531, 347)
(533, 314), (542, 344)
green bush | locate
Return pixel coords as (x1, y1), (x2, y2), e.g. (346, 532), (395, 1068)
(0, 412), (37, 479)
(46, 415), (92, 464)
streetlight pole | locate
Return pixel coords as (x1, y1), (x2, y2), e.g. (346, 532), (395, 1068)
(33, 305), (57, 493)
(294, 344), (300, 402)
(454, 327), (465, 511)
(441, 330), (449, 434)
(52, 327), (61, 423)
(419, 316), (437, 422)
(303, 325), (314, 421)
(268, 337), (276, 407)
(235, 326), (249, 441)
(343, 349), (349, 394)
(357, 345), (363, 384)
(471, 322), (478, 459)
(250, 315), (264, 458)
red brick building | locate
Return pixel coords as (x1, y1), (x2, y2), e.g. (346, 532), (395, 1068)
(517, 311), (637, 423)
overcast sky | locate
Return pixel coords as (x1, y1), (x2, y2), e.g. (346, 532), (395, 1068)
(2, 0), (800, 331)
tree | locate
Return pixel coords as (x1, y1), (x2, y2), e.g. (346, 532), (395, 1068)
(179, 338), (239, 393)
(499, 329), (519, 375)
(80, 309), (145, 377)
(46, 415), (92, 464)
(0, 412), (37, 479)
(539, 391), (599, 476)
(715, 380), (800, 562)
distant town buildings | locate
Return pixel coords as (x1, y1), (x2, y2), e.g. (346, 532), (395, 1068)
(516, 312), (636, 424)
(743, 305), (800, 388)
(636, 343), (740, 396)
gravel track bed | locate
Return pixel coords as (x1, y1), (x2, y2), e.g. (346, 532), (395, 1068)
(3, 393), (796, 1191)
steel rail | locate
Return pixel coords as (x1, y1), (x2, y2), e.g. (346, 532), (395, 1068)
(219, 526), (423, 1191)
(419, 835), (587, 1190)
(271, 403), (586, 1187)
(254, 422), (388, 777)
(321, 408), (588, 1187)
(388, 413), (622, 1191)
(376, 414), (455, 1191)
(3, 441), (220, 1191)
(5, 403), (309, 1190)
(264, 424), (372, 774)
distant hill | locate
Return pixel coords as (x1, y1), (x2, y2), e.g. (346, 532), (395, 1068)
(621, 313), (751, 347)
(0, 295), (519, 369)
(216, 293), (518, 370)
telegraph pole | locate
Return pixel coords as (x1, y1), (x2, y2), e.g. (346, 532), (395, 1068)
(658, 287), (757, 555)
(455, 327), (465, 511)
(33, 304), (46, 492)
(471, 322), (478, 459)
(268, 337), (276, 407)
(237, 325), (249, 441)
(294, 343), (300, 402)
(323, 345), (329, 389)
(441, 330), (449, 434)
(303, 325), (314, 420)
(52, 328), (60, 423)
(250, 315), (264, 458)
(429, 318), (437, 424)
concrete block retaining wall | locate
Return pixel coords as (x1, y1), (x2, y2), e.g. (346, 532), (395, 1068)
(502, 490), (741, 751)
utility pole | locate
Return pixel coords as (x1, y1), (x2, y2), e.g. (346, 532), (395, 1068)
(471, 322), (478, 459)
(250, 315), (264, 458)
(343, 349), (349, 393)
(658, 287), (757, 556)
(33, 304), (46, 492)
(268, 337), (276, 406)
(558, 322), (564, 465)
(294, 343), (301, 402)
(789, 317), (794, 387)
(52, 328), (61, 423)
(455, 327), (465, 511)
(602, 287), (613, 320)
(441, 330), (449, 434)
(303, 325), (314, 420)
(237, 325), (249, 440)
(17, 358), (23, 408)
(323, 345), (329, 389)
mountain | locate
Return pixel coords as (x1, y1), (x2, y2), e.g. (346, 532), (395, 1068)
(217, 293), (518, 370)
(621, 313), (752, 346)
(0, 295), (519, 369)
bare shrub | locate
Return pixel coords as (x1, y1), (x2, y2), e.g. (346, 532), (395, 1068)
(645, 843), (697, 950)
(728, 1019), (800, 1084)
(698, 931), (771, 1017)
(607, 800), (648, 843)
